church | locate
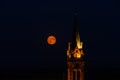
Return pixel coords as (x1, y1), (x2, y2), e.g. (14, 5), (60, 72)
(66, 14), (85, 80)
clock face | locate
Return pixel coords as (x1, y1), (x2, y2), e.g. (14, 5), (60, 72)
(47, 35), (56, 45)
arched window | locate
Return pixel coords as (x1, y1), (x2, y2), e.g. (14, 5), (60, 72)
(73, 71), (76, 80)
(77, 70), (80, 80)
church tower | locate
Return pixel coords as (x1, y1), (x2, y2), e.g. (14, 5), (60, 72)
(67, 14), (85, 80)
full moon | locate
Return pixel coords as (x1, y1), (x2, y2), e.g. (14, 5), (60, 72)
(47, 35), (56, 45)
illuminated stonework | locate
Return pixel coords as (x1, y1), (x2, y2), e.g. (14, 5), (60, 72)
(67, 15), (85, 80)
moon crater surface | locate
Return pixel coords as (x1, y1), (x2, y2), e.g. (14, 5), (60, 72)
(47, 35), (56, 45)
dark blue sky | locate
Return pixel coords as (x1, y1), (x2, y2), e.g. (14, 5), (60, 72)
(0, 0), (120, 69)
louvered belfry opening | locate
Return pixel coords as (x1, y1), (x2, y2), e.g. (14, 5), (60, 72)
(77, 70), (80, 80)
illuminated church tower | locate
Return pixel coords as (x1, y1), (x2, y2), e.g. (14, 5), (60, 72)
(67, 14), (85, 80)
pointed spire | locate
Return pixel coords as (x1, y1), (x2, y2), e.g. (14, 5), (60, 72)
(71, 13), (78, 49)
(71, 11), (83, 50)
(68, 42), (71, 50)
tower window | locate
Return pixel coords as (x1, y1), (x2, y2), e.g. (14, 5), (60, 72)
(73, 71), (76, 80)
(77, 70), (80, 80)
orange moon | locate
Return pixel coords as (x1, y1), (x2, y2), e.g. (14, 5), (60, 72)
(47, 35), (56, 45)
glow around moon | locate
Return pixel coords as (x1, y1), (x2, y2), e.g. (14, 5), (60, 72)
(47, 35), (56, 45)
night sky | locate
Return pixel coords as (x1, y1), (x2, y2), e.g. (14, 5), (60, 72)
(0, 0), (120, 69)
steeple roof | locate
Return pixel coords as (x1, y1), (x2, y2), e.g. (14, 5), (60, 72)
(71, 14), (82, 50)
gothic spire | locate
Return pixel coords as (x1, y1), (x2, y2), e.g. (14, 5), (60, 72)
(71, 13), (82, 50)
